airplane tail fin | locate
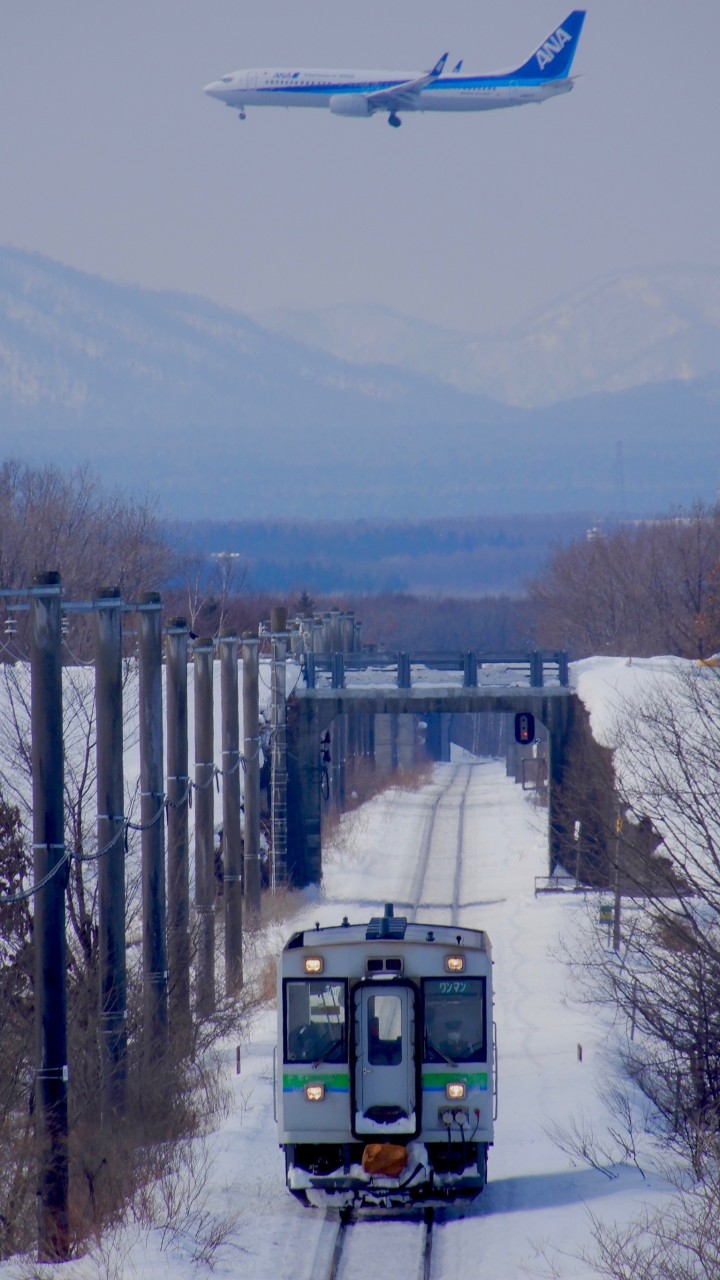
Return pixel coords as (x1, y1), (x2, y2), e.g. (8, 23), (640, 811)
(514, 10), (586, 80)
(428, 52), (448, 79)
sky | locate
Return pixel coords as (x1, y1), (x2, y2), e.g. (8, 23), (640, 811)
(2, 1), (720, 335)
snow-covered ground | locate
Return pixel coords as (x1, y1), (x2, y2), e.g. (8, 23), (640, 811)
(2, 755), (679, 1280)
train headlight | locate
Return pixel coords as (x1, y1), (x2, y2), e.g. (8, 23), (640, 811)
(445, 1081), (466, 1101)
(304, 956), (324, 974)
(305, 1082), (325, 1102)
(445, 955), (465, 973)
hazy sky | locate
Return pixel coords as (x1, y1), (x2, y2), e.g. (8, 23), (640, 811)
(3, 1), (719, 333)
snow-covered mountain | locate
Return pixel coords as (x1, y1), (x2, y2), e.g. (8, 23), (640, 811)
(257, 266), (720, 408)
(1, 247), (718, 519)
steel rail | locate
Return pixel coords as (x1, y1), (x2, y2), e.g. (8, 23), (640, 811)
(451, 765), (473, 927)
(408, 764), (461, 920)
(318, 1208), (436, 1280)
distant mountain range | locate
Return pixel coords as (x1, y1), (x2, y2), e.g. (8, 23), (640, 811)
(257, 265), (720, 408)
(1, 246), (718, 519)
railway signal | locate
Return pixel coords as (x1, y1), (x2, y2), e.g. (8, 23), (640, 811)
(514, 712), (535, 745)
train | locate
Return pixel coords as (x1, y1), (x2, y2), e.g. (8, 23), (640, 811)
(275, 903), (495, 1207)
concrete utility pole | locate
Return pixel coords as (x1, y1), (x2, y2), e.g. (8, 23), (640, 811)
(31, 571), (69, 1262)
(330, 651), (345, 813)
(270, 606), (288, 888)
(193, 637), (215, 1019)
(242, 634), (262, 923)
(138, 591), (168, 1061)
(166, 617), (191, 1054)
(219, 631), (243, 993)
(613, 812), (623, 953)
(95, 588), (127, 1127)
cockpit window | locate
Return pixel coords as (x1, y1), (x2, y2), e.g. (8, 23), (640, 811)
(285, 979), (347, 1064)
(221, 74), (233, 83)
(423, 978), (486, 1063)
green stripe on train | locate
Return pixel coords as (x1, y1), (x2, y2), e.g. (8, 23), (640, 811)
(283, 1071), (350, 1092)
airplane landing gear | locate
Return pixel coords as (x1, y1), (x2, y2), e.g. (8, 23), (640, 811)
(388, 112), (402, 128)
(238, 109), (246, 120)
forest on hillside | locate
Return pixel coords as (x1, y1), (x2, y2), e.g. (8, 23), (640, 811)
(164, 513), (593, 596)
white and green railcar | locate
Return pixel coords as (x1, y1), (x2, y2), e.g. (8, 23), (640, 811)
(276, 903), (495, 1207)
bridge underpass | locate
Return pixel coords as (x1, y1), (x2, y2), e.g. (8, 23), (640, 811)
(286, 685), (581, 886)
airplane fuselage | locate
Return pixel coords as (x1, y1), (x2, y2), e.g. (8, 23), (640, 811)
(204, 68), (574, 113)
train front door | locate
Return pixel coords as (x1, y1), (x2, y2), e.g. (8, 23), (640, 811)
(354, 983), (417, 1137)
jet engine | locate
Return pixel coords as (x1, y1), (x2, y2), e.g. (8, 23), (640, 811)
(329, 94), (372, 117)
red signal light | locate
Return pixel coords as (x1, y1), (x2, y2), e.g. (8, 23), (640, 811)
(514, 712), (535, 744)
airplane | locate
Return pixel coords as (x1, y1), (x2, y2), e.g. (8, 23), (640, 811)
(203, 11), (586, 128)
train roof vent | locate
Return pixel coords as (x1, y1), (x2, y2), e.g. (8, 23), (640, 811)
(366, 907), (407, 940)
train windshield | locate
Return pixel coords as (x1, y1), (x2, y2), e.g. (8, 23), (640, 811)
(423, 978), (487, 1063)
(284, 979), (347, 1064)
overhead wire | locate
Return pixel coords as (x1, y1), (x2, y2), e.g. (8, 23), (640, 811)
(0, 748), (248, 906)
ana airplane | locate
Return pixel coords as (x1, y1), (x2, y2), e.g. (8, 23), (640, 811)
(204, 11), (586, 128)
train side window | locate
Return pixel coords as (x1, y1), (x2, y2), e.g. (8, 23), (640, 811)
(285, 979), (347, 1063)
(367, 993), (402, 1065)
(423, 978), (486, 1062)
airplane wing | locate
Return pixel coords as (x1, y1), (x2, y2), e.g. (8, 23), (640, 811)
(365, 52), (448, 112)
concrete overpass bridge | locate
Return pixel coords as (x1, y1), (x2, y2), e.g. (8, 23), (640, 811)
(284, 663), (580, 885)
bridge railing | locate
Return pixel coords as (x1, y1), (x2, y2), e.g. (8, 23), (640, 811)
(302, 649), (569, 691)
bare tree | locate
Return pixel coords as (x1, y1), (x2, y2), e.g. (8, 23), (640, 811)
(0, 459), (174, 604)
(579, 1173), (720, 1279)
(0, 796), (34, 1256)
(529, 504), (720, 659)
(563, 663), (720, 1166)
(174, 548), (247, 635)
(0, 462), (261, 1254)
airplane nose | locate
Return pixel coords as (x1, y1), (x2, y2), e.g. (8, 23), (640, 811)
(203, 81), (225, 98)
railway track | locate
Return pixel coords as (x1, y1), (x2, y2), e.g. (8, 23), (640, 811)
(300, 763), (481, 1280)
(408, 763), (473, 929)
(313, 1207), (436, 1280)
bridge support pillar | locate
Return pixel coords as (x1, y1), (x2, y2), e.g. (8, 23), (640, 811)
(425, 712), (450, 762)
(374, 713), (395, 772)
(396, 714), (415, 770)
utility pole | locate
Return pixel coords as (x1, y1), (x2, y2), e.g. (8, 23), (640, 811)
(31, 571), (69, 1262)
(193, 637), (216, 1019)
(242, 634), (262, 923)
(330, 651), (345, 813)
(270, 606), (288, 888)
(138, 591), (168, 1061)
(95, 588), (127, 1127)
(219, 630), (243, 993)
(613, 811), (623, 953)
(166, 617), (191, 1054)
